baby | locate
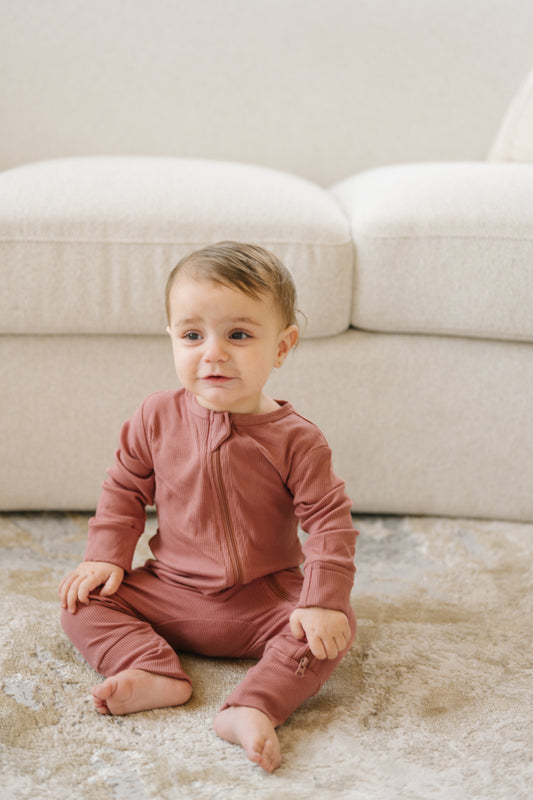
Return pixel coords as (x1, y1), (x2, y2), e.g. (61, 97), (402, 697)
(59, 241), (357, 772)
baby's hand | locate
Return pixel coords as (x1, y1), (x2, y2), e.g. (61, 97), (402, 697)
(289, 606), (351, 660)
(59, 561), (124, 614)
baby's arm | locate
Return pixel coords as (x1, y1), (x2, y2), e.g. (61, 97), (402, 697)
(59, 561), (124, 614)
(289, 606), (351, 660)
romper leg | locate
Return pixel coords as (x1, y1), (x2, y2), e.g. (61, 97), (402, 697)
(60, 566), (191, 684)
(220, 607), (356, 727)
(218, 568), (357, 727)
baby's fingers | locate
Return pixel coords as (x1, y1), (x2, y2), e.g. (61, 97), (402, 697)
(329, 620), (352, 658)
(62, 574), (84, 614)
(59, 572), (78, 611)
(99, 569), (123, 597)
(307, 633), (328, 660)
(315, 635), (340, 660)
(77, 575), (98, 606)
(62, 573), (93, 614)
(58, 574), (70, 602)
(310, 628), (349, 661)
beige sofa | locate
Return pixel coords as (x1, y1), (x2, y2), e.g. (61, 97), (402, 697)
(1, 0), (532, 521)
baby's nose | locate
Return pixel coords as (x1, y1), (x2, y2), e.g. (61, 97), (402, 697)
(204, 337), (229, 361)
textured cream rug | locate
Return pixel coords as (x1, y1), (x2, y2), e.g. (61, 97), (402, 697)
(0, 513), (531, 800)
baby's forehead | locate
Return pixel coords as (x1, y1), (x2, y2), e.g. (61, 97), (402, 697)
(167, 273), (292, 335)
(170, 273), (273, 305)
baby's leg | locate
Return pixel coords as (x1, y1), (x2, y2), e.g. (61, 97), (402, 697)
(213, 569), (356, 771)
(215, 613), (355, 770)
(60, 566), (192, 715)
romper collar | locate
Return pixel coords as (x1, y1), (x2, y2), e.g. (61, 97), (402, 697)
(184, 388), (294, 427)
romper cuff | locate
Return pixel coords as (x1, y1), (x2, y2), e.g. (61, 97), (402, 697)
(297, 562), (354, 613)
(84, 525), (139, 573)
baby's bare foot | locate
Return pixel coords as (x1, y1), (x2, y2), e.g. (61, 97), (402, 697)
(92, 668), (192, 716)
(213, 706), (281, 772)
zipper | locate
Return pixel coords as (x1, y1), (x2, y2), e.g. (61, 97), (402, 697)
(295, 650), (311, 677)
(212, 448), (243, 585)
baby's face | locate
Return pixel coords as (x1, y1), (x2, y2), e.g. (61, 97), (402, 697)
(166, 277), (298, 414)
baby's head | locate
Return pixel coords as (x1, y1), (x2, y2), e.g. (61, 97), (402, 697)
(165, 241), (299, 332)
(165, 242), (300, 414)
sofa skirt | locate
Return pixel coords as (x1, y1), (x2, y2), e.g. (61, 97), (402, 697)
(2, 331), (532, 521)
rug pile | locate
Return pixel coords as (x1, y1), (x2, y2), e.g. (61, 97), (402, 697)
(0, 513), (531, 799)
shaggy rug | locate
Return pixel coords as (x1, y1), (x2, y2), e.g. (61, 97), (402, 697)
(0, 512), (531, 800)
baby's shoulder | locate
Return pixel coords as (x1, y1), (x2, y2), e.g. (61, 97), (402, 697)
(276, 405), (330, 451)
(139, 388), (188, 426)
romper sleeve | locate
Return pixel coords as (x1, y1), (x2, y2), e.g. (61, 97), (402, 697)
(288, 442), (357, 613)
(84, 400), (155, 572)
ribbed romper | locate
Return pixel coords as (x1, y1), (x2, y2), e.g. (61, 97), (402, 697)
(61, 388), (357, 726)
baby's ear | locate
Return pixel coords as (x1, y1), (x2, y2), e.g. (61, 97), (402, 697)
(275, 325), (299, 366)
(166, 325), (172, 337)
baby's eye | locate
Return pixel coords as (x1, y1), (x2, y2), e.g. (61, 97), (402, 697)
(183, 331), (202, 341)
(229, 331), (250, 341)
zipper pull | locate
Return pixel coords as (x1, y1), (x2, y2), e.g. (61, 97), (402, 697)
(295, 654), (310, 676)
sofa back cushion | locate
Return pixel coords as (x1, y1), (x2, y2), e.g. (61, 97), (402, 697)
(0, 157), (352, 338)
(489, 68), (533, 163)
(332, 162), (533, 343)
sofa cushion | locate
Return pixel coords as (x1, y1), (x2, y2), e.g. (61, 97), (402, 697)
(331, 162), (533, 342)
(0, 157), (352, 338)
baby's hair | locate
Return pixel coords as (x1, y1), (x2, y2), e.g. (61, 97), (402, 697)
(165, 241), (300, 330)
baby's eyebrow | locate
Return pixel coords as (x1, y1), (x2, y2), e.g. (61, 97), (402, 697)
(171, 316), (262, 329)
(176, 317), (202, 326)
(230, 317), (262, 326)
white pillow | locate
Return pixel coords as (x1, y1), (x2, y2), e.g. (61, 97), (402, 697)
(489, 68), (533, 162)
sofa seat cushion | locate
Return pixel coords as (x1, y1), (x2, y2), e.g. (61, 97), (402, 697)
(0, 157), (352, 338)
(332, 162), (533, 342)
